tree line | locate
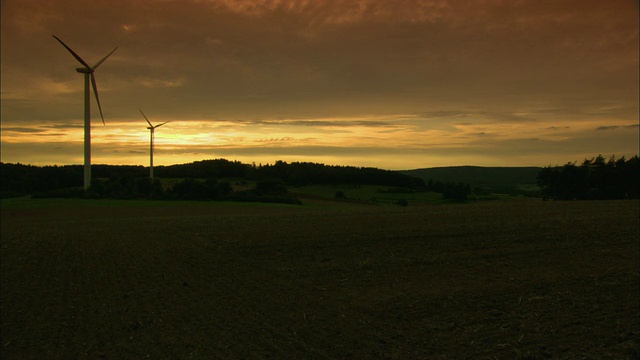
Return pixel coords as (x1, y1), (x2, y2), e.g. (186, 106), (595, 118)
(0, 159), (428, 202)
(157, 159), (426, 188)
(537, 155), (639, 200)
(7, 155), (636, 203)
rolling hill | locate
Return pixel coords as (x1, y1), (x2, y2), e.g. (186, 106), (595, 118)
(402, 166), (542, 192)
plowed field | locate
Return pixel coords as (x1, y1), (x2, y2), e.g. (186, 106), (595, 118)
(1, 198), (638, 359)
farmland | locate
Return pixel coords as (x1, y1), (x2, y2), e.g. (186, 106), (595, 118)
(1, 197), (638, 359)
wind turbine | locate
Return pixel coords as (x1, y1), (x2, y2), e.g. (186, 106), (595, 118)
(53, 35), (117, 190)
(139, 109), (169, 179)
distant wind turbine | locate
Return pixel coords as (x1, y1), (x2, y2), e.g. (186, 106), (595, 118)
(139, 109), (170, 179)
(53, 35), (117, 190)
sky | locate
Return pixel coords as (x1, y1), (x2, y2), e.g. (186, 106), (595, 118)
(1, 0), (638, 170)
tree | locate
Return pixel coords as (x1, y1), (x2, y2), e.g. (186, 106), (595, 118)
(537, 155), (639, 200)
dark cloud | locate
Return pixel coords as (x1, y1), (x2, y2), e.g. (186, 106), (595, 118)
(419, 110), (539, 123)
(596, 124), (639, 131)
(596, 126), (620, 131)
(1, 127), (47, 133)
(46, 124), (84, 129)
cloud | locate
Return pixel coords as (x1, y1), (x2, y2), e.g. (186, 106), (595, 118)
(255, 137), (296, 143)
(1, 127), (47, 134)
(1, 124), (83, 139)
(136, 76), (186, 88)
(248, 118), (396, 128)
(596, 124), (639, 131)
(596, 126), (620, 131)
(210, 0), (452, 25)
(47, 124), (85, 129)
(1, 0), (637, 168)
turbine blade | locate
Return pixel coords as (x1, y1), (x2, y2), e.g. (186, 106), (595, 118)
(52, 35), (91, 69)
(92, 47), (118, 70)
(91, 74), (106, 125)
(139, 108), (153, 127)
(155, 121), (170, 128)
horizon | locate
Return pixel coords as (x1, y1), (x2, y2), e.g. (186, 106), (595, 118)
(4, 154), (636, 172)
(1, 0), (638, 170)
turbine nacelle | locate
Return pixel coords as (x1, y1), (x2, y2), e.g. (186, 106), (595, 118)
(76, 67), (92, 74)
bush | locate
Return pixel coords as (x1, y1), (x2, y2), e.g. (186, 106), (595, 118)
(396, 199), (409, 207)
(170, 178), (209, 200)
(255, 179), (288, 196)
(32, 187), (85, 199)
(86, 177), (165, 199)
(442, 182), (470, 202)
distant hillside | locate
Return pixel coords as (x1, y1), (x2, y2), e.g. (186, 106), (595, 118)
(402, 166), (541, 191)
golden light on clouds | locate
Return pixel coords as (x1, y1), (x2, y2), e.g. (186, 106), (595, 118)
(1, 0), (637, 169)
(2, 114), (637, 168)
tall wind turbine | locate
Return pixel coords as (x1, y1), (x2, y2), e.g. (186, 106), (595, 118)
(53, 35), (117, 190)
(139, 109), (169, 179)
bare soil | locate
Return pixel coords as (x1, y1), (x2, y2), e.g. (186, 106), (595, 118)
(1, 198), (638, 359)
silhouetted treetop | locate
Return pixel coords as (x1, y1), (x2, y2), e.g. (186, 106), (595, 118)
(537, 155), (639, 200)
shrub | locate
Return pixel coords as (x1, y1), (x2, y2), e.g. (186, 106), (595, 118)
(255, 179), (288, 196)
(396, 199), (409, 207)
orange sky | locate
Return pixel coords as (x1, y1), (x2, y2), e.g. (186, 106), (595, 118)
(1, 0), (638, 169)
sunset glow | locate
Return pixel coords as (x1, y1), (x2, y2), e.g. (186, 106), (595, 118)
(1, 0), (638, 169)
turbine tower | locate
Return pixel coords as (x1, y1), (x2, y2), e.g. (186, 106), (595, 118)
(53, 35), (117, 190)
(139, 109), (169, 179)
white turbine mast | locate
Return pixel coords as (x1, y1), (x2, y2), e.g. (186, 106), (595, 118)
(53, 35), (117, 190)
(139, 109), (169, 179)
